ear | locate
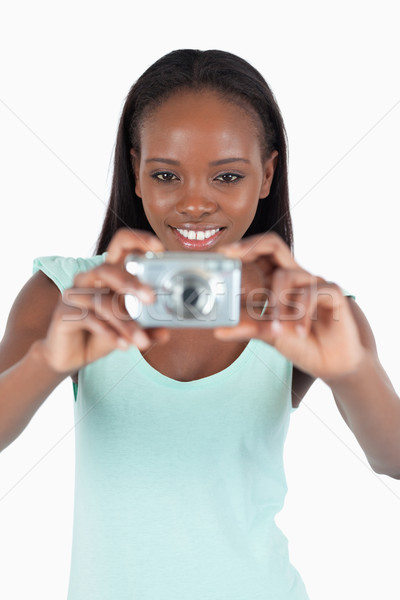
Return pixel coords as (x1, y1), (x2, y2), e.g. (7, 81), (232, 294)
(260, 150), (279, 198)
(130, 149), (142, 198)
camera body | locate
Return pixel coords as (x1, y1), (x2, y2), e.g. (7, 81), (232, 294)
(124, 251), (242, 328)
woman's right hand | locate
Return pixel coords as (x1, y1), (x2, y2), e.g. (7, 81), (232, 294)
(39, 229), (170, 375)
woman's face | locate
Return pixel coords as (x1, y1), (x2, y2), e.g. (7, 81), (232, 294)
(132, 90), (277, 251)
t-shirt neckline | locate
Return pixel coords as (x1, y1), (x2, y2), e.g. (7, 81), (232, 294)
(129, 338), (258, 389)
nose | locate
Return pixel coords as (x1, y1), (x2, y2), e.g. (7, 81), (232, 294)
(175, 189), (217, 218)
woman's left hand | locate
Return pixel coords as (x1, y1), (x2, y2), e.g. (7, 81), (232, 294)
(215, 232), (367, 381)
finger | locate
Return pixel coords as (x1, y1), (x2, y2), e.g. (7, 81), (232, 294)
(214, 315), (287, 349)
(214, 321), (260, 342)
(305, 282), (350, 331)
(73, 309), (137, 352)
(239, 267), (315, 329)
(240, 261), (270, 302)
(216, 271), (324, 342)
(52, 303), (134, 352)
(73, 263), (155, 303)
(62, 287), (137, 343)
(105, 228), (165, 264)
(268, 268), (321, 333)
(219, 232), (296, 269)
(214, 309), (306, 350)
(146, 327), (171, 344)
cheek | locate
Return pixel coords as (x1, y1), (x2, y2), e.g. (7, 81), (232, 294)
(141, 189), (173, 223)
(233, 195), (258, 211)
(228, 190), (261, 234)
(226, 189), (260, 218)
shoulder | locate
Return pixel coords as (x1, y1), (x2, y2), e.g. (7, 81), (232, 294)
(0, 270), (61, 374)
(0, 253), (107, 375)
(32, 253), (107, 293)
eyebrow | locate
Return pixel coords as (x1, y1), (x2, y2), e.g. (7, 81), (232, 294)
(210, 158), (251, 166)
(145, 157), (251, 166)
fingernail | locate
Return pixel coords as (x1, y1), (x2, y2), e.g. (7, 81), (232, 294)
(136, 288), (154, 303)
(271, 319), (282, 334)
(214, 328), (232, 338)
(133, 330), (151, 347)
(296, 324), (307, 338)
(117, 337), (130, 350)
(215, 325), (256, 338)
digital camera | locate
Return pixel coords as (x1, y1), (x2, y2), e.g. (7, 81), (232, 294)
(124, 251), (242, 328)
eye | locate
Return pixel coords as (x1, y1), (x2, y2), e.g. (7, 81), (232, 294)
(151, 171), (179, 182)
(215, 173), (244, 184)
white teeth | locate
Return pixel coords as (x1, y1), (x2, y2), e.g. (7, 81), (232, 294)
(176, 228), (220, 241)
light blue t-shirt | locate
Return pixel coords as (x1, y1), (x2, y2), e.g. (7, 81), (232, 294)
(33, 254), (311, 599)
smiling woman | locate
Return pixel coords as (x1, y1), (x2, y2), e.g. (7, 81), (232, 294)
(1, 48), (399, 600)
(96, 49), (293, 253)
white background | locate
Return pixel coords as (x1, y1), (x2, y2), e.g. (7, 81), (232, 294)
(1, 1), (399, 598)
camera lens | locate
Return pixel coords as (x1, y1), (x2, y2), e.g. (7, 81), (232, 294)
(183, 286), (201, 307)
(164, 272), (215, 320)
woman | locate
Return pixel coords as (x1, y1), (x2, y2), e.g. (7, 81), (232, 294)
(0, 49), (399, 599)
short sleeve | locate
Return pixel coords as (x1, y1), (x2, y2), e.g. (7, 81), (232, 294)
(32, 254), (107, 293)
(339, 286), (356, 301)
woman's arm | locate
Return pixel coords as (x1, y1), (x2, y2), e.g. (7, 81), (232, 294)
(291, 298), (400, 476)
(215, 233), (400, 479)
(323, 298), (400, 479)
(0, 271), (66, 451)
(0, 229), (169, 452)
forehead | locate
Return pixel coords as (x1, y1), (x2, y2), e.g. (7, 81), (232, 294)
(139, 90), (262, 158)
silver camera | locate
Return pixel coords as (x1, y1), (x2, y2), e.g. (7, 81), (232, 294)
(124, 251), (242, 328)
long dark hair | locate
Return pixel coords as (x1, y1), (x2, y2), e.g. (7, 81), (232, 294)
(95, 49), (293, 254)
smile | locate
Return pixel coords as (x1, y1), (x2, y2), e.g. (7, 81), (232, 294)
(176, 227), (220, 240)
(171, 226), (226, 249)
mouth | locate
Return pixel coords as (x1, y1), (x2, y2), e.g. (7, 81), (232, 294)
(170, 226), (226, 249)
